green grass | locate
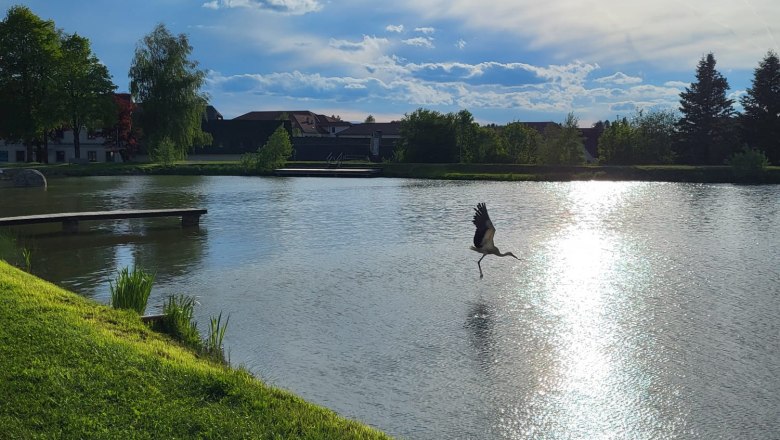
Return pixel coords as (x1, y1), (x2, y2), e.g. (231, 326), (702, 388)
(0, 261), (391, 439)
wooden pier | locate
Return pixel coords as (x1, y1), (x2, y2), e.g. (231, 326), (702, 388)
(0, 208), (207, 233)
(274, 167), (382, 177)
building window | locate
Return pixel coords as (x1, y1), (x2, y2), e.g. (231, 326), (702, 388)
(56, 151), (66, 163)
(0, 151), (7, 162)
(105, 151), (114, 162)
(87, 151), (97, 162)
(15, 150), (25, 162)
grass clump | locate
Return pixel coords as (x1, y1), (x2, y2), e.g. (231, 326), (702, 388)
(158, 294), (202, 350)
(110, 266), (154, 314)
(156, 295), (230, 365)
(0, 261), (390, 439)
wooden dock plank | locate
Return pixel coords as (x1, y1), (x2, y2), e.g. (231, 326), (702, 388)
(274, 168), (381, 177)
(0, 208), (207, 231)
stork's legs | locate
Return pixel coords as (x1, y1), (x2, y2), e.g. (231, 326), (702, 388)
(477, 254), (485, 278)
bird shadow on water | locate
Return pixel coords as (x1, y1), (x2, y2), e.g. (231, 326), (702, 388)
(464, 299), (497, 372)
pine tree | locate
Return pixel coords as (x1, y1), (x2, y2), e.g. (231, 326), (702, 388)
(675, 53), (736, 164)
(740, 50), (780, 164)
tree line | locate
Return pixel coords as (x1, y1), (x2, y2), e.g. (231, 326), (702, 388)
(396, 51), (780, 167)
(0, 6), (208, 163)
(2, 6), (777, 167)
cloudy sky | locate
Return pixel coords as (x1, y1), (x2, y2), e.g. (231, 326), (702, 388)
(3, 0), (778, 125)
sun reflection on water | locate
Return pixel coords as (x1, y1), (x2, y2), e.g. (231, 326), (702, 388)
(501, 182), (655, 438)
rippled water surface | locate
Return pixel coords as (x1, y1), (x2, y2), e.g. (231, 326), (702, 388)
(2, 176), (779, 439)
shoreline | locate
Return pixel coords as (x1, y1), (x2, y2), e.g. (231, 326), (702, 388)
(3, 161), (778, 184)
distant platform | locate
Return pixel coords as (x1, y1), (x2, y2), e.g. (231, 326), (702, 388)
(274, 168), (382, 177)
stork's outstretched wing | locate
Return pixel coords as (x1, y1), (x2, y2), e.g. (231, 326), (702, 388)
(472, 202), (495, 249)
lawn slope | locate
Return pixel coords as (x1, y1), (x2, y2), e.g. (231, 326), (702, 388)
(0, 261), (390, 439)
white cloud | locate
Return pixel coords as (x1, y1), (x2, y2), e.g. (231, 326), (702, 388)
(385, 24), (404, 33)
(395, 0), (780, 69)
(402, 37), (435, 49)
(455, 39), (467, 50)
(664, 80), (689, 88)
(594, 72), (642, 85)
(415, 27), (435, 34)
(207, 55), (685, 121)
(203, 0), (322, 15)
(329, 35), (389, 52)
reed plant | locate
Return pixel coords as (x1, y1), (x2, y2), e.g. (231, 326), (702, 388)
(21, 248), (32, 272)
(109, 266), (154, 314)
(205, 312), (230, 363)
(158, 294), (202, 351)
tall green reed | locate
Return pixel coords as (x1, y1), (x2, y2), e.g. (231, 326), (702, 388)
(110, 266), (154, 314)
(159, 294), (202, 351)
(205, 312), (230, 363)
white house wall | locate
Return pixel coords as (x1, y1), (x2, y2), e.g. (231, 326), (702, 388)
(0, 129), (119, 163)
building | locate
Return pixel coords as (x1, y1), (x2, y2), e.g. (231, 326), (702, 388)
(0, 128), (119, 164)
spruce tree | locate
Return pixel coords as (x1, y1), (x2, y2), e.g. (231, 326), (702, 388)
(740, 50), (780, 164)
(675, 53), (736, 164)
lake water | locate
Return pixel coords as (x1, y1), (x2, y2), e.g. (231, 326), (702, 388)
(2, 176), (778, 439)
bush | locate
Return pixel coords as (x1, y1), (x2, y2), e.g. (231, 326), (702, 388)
(242, 125), (292, 172)
(110, 267), (154, 314)
(728, 147), (769, 182)
(150, 137), (180, 166)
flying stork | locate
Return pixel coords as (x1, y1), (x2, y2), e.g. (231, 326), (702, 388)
(470, 202), (519, 278)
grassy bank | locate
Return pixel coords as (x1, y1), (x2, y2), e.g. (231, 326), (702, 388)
(5, 160), (780, 183)
(0, 261), (390, 439)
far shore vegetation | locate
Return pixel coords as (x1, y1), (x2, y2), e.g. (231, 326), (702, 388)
(0, 260), (390, 439)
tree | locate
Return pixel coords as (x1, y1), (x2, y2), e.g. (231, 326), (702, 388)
(503, 122), (542, 164)
(59, 33), (116, 159)
(0, 6), (62, 162)
(598, 117), (633, 164)
(103, 94), (141, 161)
(396, 108), (458, 163)
(740, 50), (780, 164)
(538, 113), (585, 165)
(364, 114), (375, 123)
(675, 53), (736, 164)
(129, 24), (210, 162)
(598, 110), (676, 164)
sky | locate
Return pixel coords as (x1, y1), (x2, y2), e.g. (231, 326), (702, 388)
(2, 0), (779, 125)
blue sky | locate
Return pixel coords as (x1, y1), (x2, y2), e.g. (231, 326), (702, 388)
(3, 0), (778, 125)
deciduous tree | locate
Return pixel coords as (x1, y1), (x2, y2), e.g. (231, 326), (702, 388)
(503, 122), (541, 164)
(0, 6), (62, 162)
(59, 33), (116, 159)
(396, 108), (458, 163)
(740, 50), (780, 164)
(538, 113), (584, 165)
(129, 24), (210, 162)
(103, 94), (141, 160)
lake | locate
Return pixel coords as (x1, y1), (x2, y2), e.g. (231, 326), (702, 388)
(2, 176), (778, 439)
